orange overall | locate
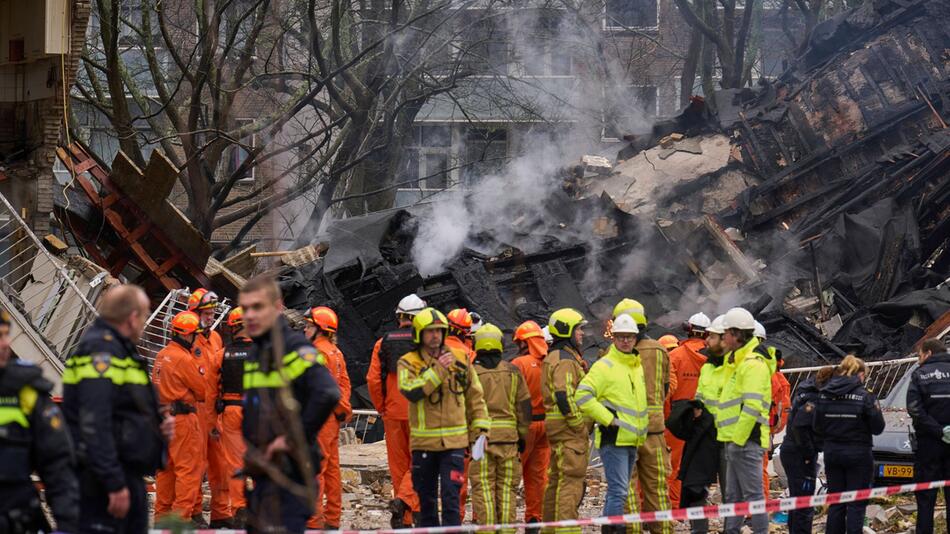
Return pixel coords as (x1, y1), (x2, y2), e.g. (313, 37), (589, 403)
(153, 339), (206, 520)
(309, 336), (352, 529)
(368, 335), (418, 525)
(512, 336), (551, 523)
(664, 338), (706, 507)
(445, 334), (476, 522)
(192, 330), (231, 521)
(220, 336), (251, 513)
(763, 370), (791, 497)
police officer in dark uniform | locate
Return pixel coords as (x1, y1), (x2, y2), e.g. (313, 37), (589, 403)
(907, 338), (950, 534)
(237, 276), (340, 534)
(62, 285), (173, 533)
(779, 366), (832, 534)
(0, 308), (79, 533)
(813, 355), (885, 534)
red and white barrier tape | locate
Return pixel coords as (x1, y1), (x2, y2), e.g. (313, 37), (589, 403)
(151, 479), (948, 534)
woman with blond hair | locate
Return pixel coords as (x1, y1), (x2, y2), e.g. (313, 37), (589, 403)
(813, 355), (885, 534)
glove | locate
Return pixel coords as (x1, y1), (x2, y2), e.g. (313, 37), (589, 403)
(942, 425), (950, 444)
(802, 477), (816, 495)
(472, 434), (488, 461)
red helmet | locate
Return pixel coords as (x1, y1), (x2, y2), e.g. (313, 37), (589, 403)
(171, 311), (201, 337)
(447, 308), (473, 333)
(226, 307), (244, 328)
(513, 320), (543, 341)
(306, 306), (339, 333)
(187, 288), (219, 311)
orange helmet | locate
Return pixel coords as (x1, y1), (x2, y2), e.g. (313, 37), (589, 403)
(514, 320), (544, 341)
(447, 308), (473, 333)
(171, 311), (201, 336)
(659, 334), (680, 350)
(226, 307), (244, 328)
(187, 288), (219, 311)
(306, 306), (339, 333)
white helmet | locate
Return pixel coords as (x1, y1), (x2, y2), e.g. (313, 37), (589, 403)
(688, 312), (711, 330)
(722, 307), (756, 331)
(611, 314), (640, 335)
(541, 325), (554, 345)
(396, 294), (426, 317)
(707, 315), (726, 335)
(753, 321), (767, 340)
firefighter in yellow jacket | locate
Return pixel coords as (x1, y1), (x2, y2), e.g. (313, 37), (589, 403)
(469, 323), (532, 530)
(398, 308), (490, 528)
(613, 299), (673, 534)
(541, 308), (590, 534)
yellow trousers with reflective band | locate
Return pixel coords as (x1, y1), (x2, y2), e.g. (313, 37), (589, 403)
(470, 443), (521, 533)
(541, 438), (589, 534)
(627, 433), (673, 534)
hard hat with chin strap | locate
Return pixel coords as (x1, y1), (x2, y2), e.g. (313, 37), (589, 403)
(171, 311), (201, 337)
(548, 308), (587, 339)
(447, 308), (474, 333)
(307, 306), (339, 333)
(612, 298), (647, 325)
(226, 307), (244, 328)
(514, 320), (544, 341)
(722, 307), (756, 331)
(412, 308), (449, 344)
(474, 323), (504, 353)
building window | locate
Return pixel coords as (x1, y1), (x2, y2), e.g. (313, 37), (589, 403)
(462, 127), (508, 185)
(224, 119), (257, 182)
(395, 125), (454, 206)
(460, 13), (510, 75)
(518, 11), (572, 77)
(603, 85), (658, 140)
(605, 0), (659, 29)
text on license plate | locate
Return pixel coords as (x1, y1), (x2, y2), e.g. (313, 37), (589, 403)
(879, 464), (914, 478)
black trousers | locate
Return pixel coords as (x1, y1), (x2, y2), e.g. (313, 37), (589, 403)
(247, 476), (312, 534)
(78, 469), (147, 534)
(411, 448), (466, 527)
(824, 446), (873, 534)
(779, 445), (817, 534)
(915, 437), (950, 534)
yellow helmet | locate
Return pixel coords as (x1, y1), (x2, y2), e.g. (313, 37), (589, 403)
(612, 298), (647, 325)
(412, 308), (449, 344)
(548, 308), (587, 339)
(474, 323), (504, 353)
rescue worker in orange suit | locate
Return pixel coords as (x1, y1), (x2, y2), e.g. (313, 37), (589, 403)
(367, 293), (426, 527)
(469, 323), (532, 529)
(613, 299), (673, 534)
(512, 320), (551, 530)
(664, 313), (710, 508)
(446, 308), (476, 521)
(187, 288), (232, 527)
(153, 311), (207, 524)
(305, 306), (353, 530)
(220, 307), (250, 526)
(754, 321), (790, 498)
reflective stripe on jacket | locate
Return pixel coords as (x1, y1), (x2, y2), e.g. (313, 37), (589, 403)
(636, 338), (670, 433)
(398, 346), (490, 451)
(695, 361), (727, 417)
(473, 360), (531, 444)
(575, 345), (648, 448)
(541, 344), (589, 443)
(715, 338), (772, 448)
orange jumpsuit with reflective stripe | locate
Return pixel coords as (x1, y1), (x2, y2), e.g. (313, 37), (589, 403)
(367, 337), (418, 524)
(309, 336), (352, 528)
(220, 336), (251, 513)
(445, 335), (475, 522)
(664, 338), (706, 507)
(192, 329), (231, 521)
(512, 336), (550, 522)
(153, 339), (206, 520)
(763, 370), (791, 497)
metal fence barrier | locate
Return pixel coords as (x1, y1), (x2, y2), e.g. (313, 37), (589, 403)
(138, 288), (231, 364)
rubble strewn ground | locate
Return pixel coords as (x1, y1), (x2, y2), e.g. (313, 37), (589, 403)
(333, 442), (947, 533)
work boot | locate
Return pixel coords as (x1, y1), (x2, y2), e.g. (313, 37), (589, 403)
(190, 514), (209, 528)
(412, 512), (422, 528)
(232, 508), (247, 528)
(209, 517), (234, 529)
(526, 517), (541, 534)
(389, 498), (408, 528)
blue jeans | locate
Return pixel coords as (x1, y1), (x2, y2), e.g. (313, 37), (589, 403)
(600, 444), (638, 516)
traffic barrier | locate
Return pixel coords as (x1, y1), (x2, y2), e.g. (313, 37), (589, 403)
(149, 478), (948, 534)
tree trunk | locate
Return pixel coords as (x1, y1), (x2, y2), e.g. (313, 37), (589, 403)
(680, 26), (703, 108)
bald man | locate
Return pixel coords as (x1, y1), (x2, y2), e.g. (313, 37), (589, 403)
(63, 285), (174, 533)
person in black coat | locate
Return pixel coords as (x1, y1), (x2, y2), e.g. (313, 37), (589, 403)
(907, 338), (950, 534)
(813, 355), (885, 534)
(779, 366), (833, 534)
(666, 398), (719, 534)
